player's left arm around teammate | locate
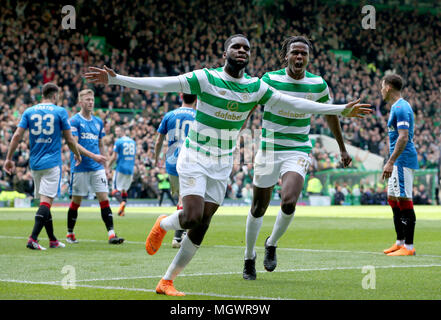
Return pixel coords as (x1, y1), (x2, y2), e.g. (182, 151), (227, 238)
(63, 129), (82, 166)
(4, 127), (26, 175)
(382, 129), (408, 180)
(325, 115), (352, 167)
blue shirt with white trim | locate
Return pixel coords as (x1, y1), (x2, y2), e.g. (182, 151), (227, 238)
(157, 107), (196, 176)
(69, 113), (105, 172)
(18, 103), (71, 171)
(387, 98), (418, 169)
(113, 136), (136, 175)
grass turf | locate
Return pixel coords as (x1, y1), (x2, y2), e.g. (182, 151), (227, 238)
(0, 205), (440, 300)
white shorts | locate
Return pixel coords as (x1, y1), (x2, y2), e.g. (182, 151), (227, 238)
(169, 174), (180, 198)
(113, 171), (133, 191)
(70, 169), (108, 196)
(177, 146), (231, 205)
(387, 165), (414, 199)
(253, 150), (311, 188)
(31, 166), (62, 199)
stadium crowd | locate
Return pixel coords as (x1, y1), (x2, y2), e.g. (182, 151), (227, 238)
(0, 0), (439, 203)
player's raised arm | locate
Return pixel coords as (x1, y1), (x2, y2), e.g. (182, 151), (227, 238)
(84, 66), (188, 94)
(266, 89), (372, 118)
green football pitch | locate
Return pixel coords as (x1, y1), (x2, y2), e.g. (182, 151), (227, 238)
(1, 205), (440, 300)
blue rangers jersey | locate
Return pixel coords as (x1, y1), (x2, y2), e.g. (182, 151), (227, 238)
(157, 107), (196, 176)
(113, 136), (136, 175)
(387, 98), (418, 169)
(70, 113), (105, 172)
(18, 103), (71, 170)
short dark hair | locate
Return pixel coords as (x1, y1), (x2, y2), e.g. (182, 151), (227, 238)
(279, 36), (313, 64)
(183, 93), (197, 104)
(224, 34), (248, 51)
(383, 74), (403, 91)
(42, 83), (59, 99)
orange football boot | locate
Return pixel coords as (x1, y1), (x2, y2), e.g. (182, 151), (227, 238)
(156, 278), (185, 296)
(145, 215), (167, 255)
(387, 247), (416, 256)
(383, 243), (403, 254)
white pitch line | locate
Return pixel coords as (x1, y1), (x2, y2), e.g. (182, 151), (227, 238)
(0, 279), (286, 300)
(59, 263), (441, 283)
(0, 235), (142, 245)
(2, 263), (441, 299)
(2, 234), (441, 258)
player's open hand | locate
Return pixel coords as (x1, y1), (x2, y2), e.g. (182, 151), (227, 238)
(341, 98), (372, 118)
(382, 161), (394, 180)
(3, 160), (15, 175)
(74, 154), (82, 167)
(340, 151), (352, 168)
(94, 154), (107, 165)
(84, 66), (116, 85)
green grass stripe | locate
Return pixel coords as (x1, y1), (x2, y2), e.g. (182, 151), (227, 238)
(188, 129), (235, 150)
(195, 110), (244, 130)
(204, 69), (261, 93)
(199, 91), (257, 113)
(263, 111), (311, 127)
(262, 128), (309, 142)
(261, 141), (312, 152)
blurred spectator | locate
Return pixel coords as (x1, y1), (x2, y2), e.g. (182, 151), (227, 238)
(306, 173), (323, 195)
(413, 184), (431, 205)
(333, 185), (345, 205)
(241, 183), (253, 204)
(360, 186), (374, 205)
(373, 185), (387, 205)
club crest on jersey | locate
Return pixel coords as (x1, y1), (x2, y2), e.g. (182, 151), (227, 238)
(305, 93), (314, 100)
(241, 93), (250, 101)
(95, 123), (100, 131)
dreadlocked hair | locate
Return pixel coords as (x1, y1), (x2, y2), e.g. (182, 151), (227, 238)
(279, 36), (313, 65)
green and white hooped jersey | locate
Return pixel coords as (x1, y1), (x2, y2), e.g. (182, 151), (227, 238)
(179, 67), (273, 158)
(260, 68), (330, 154)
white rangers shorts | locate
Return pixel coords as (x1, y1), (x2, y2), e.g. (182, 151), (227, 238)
(387, 165), (414, 199)
(253, 150), (311, 188)
(177, 146), (231, 205)
(31, 166), (62, 199)
(112, 171), (133, 191)
(70, 169), (108, 196)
